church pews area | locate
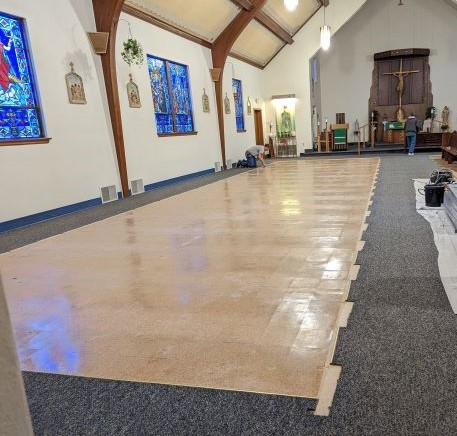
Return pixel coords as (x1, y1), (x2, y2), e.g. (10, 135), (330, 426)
(441, 131), (457, 164)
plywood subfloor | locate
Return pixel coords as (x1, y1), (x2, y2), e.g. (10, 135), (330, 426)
(0, 158), (379, 399)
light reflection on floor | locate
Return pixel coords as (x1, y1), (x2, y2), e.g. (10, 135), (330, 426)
(1, 158), (379, 398)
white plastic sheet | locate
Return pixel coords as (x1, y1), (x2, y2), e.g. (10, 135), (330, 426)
(415, 179), (457, 313)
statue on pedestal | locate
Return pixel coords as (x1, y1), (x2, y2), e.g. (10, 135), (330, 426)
(442, 106), (449, 130)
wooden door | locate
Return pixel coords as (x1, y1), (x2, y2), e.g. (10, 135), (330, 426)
(254, 109), (264, 145)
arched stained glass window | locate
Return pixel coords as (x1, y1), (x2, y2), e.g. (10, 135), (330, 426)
(0, 12), (43, 141)
(147, 55), (194, 135)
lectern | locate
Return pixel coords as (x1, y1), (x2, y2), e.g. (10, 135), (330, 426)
(330, 124), (349, 151)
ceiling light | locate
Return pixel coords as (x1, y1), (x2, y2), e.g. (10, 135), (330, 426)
(320, 25), (331, 50)
(320, 4), (331, 51)
(284, 0), (299, 12)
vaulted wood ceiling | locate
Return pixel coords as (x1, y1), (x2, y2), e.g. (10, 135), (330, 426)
(123, 0), (323, 68)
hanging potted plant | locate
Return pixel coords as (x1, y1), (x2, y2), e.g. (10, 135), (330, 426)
(121, 33), (144, 67)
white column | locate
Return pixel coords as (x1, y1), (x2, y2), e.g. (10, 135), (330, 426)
(0, 276), (34, 436)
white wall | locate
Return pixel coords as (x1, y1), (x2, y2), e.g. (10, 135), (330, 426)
(223, 56), (266, 165)
(263, 0), (368, 150)
(116, 13), (220, 183)
(116, 14), (265, 181)
(0, 2), (267, 224)
(318, 0), (457, 138)
(0, 0), (119, 223)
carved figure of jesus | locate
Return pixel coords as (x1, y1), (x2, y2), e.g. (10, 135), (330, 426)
(384, 59), (419, 97)
(383, 59), (420, 121)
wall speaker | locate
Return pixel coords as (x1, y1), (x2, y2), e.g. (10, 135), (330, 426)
(87, 32), (110, 54)
(210, 68), (222, 82)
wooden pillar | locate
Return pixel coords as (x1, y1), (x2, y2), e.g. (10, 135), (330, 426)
(92, 0), (129, 198)
(213, 72), (226, 169)
(211, 0), (267, 169)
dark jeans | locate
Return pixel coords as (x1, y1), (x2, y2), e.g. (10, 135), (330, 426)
(406, 134), (416, 153)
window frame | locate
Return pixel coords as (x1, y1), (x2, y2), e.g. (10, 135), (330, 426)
(147, 54), (196, 137)
(232, 78), (245, 133)
(0, 11), (49, 146)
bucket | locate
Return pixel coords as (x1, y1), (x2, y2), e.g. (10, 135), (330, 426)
(425, 183), (445, 207)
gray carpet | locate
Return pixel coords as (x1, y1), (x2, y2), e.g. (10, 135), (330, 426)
(6, 154), (457, 435)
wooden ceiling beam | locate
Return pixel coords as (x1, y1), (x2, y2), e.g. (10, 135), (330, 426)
(228, 0), (254, 11)
(211, 0), (267, 170)
(212, 0), (267, 69)
(92, 0), (129, 198)
(255, 10), (293, 44)
(122, 4), (212, 48)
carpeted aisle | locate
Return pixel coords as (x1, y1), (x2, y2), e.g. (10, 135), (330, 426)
(17, 155), (457, 435)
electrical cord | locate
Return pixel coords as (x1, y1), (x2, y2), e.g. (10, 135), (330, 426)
(417, 168), (454, 196)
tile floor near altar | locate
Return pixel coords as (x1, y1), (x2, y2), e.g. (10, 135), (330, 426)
(0, 158), (379, 401)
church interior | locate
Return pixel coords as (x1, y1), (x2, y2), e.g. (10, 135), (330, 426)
(1, 0), (457, 434)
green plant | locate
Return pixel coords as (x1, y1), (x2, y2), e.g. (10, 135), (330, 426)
(121, 38), (144, 66)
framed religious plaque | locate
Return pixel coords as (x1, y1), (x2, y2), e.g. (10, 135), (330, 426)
(224, 92), (231, 114)
(65, 62), (86, 104)
(127, 74), (141, 108)
(202, 88), (210, 113)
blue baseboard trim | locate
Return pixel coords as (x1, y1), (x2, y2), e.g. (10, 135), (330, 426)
(144, 168), (214, 191)
(0, 168), (215, 233)
(0, 198), (103, 233)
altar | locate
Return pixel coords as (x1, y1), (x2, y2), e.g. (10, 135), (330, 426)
(383, 121), (404, 143)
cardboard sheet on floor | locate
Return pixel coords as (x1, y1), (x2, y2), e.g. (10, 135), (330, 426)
(414, 179), (457, 313)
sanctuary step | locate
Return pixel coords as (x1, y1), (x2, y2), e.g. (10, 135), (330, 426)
(444, 184), (457, 232)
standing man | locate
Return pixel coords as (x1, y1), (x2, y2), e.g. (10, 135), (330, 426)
(245, 145), (266, 167)
(404, 113), (419, 156)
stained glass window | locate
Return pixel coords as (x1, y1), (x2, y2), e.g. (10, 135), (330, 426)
(232, 78), (244, 131)
(147, 55), (194, 135)
(0, 12), (43, 141)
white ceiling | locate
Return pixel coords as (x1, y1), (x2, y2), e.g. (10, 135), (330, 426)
(124, 0), (323, 67)
(125, 0), (240, 42)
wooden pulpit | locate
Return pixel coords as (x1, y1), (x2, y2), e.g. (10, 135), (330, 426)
(330, 124), (349, 151)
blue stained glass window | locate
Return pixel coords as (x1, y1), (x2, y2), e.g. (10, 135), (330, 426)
(232, 78), (244, 131)
(147, 55), (194, 135)
(0, 12), (43, 141)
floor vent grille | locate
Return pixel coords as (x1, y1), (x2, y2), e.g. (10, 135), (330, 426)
(130, 179), (145, 195)
(100, 185), (117, 203)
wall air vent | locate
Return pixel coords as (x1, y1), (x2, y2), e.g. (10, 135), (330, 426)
(130, 179), (145, 195)
(100, 185), (117, 203)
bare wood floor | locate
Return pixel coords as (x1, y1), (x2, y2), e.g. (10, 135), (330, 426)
(0, 158), (379, 399)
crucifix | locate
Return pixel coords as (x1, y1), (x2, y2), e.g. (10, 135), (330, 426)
(383, 59), (419, 121)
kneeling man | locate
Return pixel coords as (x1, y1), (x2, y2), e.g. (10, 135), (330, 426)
(245, 145), (267, 168)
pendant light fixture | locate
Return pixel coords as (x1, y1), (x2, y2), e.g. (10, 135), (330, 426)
(320, 3), (331, 51)
(284, 0), (299, 12)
